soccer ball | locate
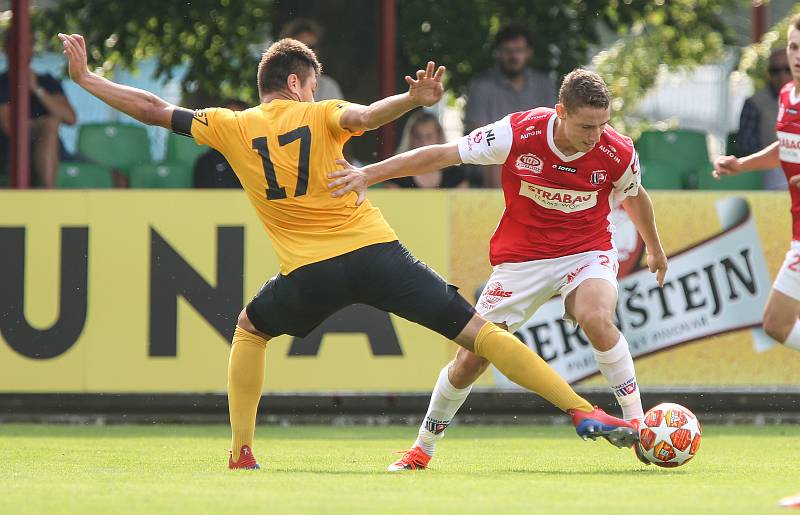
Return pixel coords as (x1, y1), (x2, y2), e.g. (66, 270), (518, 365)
(636, 402), (701, 468)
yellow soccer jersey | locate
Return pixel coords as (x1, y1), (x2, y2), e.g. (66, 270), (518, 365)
(188, 99), (397, 274)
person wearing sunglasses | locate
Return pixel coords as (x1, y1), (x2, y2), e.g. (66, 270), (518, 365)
(736, 48), (792, 190)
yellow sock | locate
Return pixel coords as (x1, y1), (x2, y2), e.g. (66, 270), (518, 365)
(473, 322), (593, 413)
(228, 326), (268, 460)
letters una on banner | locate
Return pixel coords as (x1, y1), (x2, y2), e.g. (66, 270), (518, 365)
(491, 197), (774, 389)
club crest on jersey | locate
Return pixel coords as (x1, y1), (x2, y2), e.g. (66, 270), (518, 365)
(590, 170), (608, 185)
(515, 153), (544, 174)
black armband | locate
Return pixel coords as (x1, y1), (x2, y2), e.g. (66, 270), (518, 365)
(171, 107), (195, 137)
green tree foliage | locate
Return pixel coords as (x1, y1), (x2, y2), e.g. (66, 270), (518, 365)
(31, 0), (736, 126)
(398, 0), (737, 130)
(32, 0), (271, 105)
(739, 3), (800, 91)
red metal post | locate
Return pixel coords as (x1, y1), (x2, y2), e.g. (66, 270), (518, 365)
(9, 0), (31, 189)
(752, 1), (767, 43)
(377, 0), (397, 161)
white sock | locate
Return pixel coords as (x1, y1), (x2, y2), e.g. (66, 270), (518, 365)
(413, 364), (472, 456)
(784, 320), (800, 351)
(593, 334), (644, 421)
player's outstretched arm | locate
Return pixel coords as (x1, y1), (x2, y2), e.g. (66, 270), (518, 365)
(712, 141), (780, 179)
(58, 33), (177, 129)
(338, 61), (445, 133)
(327, 142), (462, 205)
(622, 186), (667, 287)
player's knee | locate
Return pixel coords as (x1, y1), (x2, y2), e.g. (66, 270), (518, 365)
(763, 311), (792, 343)
(237, 308), (258, 333)
(575, 308), (614, 334)
(451, 348), (489, 385)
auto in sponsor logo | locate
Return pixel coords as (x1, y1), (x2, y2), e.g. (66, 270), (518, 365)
(598, 145), (621, 164)
(553, 164), (577, 173)
(515, 153), (544, 174)
(520, 129), (543, 140)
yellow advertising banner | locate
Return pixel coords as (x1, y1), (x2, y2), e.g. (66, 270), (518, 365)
(0, 190), (797, 393)
(0, 191), (454, 393)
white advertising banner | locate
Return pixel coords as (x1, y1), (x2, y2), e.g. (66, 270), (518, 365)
(492, 197), (774, 388)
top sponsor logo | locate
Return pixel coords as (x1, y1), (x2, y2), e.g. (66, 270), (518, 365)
(515, 153), (544, 174)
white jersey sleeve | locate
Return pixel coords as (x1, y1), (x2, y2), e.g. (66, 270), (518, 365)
(457, 116), (513, 166)
(613, 150), (641, 202)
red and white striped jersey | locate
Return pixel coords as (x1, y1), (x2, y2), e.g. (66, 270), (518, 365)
(457, 107), (640, 264)
(776, 82), (800, 241)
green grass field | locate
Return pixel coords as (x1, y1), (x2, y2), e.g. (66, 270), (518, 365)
(0, 423), (797, 514)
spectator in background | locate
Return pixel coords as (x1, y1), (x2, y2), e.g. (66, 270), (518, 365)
(279, 18), (343, 101)
(737, 48), (791, 190)
(386, 111), (467, 189)
(0, 33), (76, 188)
(464, 24), (556, 187)
(192, 99), (246, 188)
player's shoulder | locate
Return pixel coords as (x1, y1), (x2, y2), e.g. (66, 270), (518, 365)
(596, 125), (635, 169)
(779, 81), (797, 104)
(508, 107), (554, 129)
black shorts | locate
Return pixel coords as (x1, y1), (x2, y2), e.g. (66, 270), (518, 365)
(245, 241), (475, 339)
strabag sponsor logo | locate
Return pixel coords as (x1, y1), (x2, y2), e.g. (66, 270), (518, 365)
(518, 182), (597, 213)
(515, 153), (544, 174)
(778, 131), (800, 164)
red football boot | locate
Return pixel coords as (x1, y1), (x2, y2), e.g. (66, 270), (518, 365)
(229, 445), (260, 470)
(387, 446), (432, 471)
(568, 405), (639, 448)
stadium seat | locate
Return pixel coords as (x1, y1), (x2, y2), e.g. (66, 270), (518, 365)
(77, 123), (152, 173)
(697, 166), (763, 190)
(165, 132), (207, 167)
(636, 129), (712, 190)
(637, 129), (710, 169)
(640, 160), (689, 190)
(128, 162), (193, 188)
(56, 162), (114, 189)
